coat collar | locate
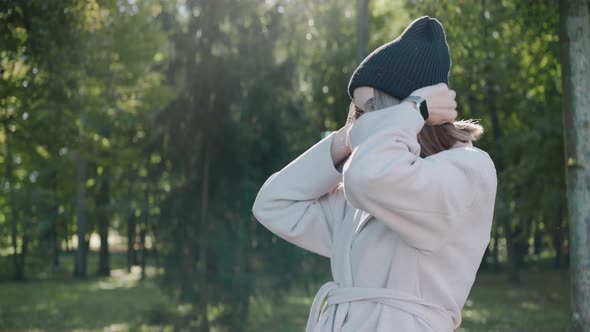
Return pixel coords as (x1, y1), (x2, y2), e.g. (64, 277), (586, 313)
(452, 140), (473, 149)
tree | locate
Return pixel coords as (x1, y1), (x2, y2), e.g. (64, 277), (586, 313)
(560, 0), (590, 329)
(0, 0), (84, 280)
(356, 0), (370, 64)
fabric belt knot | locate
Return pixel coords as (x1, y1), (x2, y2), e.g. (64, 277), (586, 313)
(305, 281), (454, 332)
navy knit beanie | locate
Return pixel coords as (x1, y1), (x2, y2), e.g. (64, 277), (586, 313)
(348, 16), (451, 101)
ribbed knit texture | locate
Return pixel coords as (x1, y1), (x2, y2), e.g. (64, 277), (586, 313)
(348, 16), (451, 101)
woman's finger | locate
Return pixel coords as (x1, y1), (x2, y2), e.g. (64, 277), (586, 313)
(437, 100), (457, 109)
(450, 89), (456, 100)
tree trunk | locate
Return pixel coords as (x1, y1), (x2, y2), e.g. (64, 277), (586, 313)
(50, 103), (63, 268)
(492, 221), (500, 272)
(65, 224), (72, 252)
(153, 243), (160, 271)
(553, 228), (563, 269)
(356, 0), (370, 64)
(553, 205), (565, 268)
(19, 185), (34, 281)
(230, 209), (252, 332)
(198, 143), (211, 332)
(41, 170), (59, 268)
(140, 184), (149, 281)
(3, 118), (23, 281)
(139, 226), (147, 281)
(127, 213), (137, 273)
(533, 219), (542, 256)
(97, 171), (110, 277)
(52, 193), (60, 268)
(506, 223), (521, 284)
(74, 111), (88, 278)
(560, 0), (590, 329)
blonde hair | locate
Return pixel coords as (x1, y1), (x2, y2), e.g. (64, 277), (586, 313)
(371, 88), (484, 157)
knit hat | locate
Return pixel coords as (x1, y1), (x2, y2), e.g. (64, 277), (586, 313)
(347, 16), (451, 101)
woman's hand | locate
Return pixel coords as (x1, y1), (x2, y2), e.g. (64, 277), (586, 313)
(330, 123), (352, 168)
(408, 83), (457, 125)
(329, 103), (357, 167)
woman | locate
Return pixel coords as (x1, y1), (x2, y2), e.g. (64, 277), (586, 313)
(252, 16), (497, 332)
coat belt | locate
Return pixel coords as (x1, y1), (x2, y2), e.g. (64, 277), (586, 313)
(305, 281), (454, 332)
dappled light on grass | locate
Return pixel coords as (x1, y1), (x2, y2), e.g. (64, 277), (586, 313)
(0, 267), (172, 331)
(0, 267), (572, 331)
(520, 300), (541, 311)
(247, 269), (571, 331)
(457, 269), (571, 331)
(461, 298), (492, 326)
(91, 266), (150, 290)
(248, 290), (313, 332)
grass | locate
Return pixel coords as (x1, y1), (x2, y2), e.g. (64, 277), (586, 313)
(246, 268), (572, 332)
(0, 253), (573, 332)
(456, 269), (571, 331)
(0, 268), (172, 332)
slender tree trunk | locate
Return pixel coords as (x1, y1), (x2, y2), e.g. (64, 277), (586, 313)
(3, 118), (23, 280)
(50, 104), (63, 268)
(41, 171), (58, 267)
(19, 185), (34, 281)
(153, 241), (160, 271)
(97, 171), (110, 276)
(65, 224), (71, 252)
(560, 0), (590, 329)
(198, 143), (211, 332)
(51, 178), (60, 268)
(19, 231), (28, 280)
(553, 206), (565, 268)
(140, 185), (149, 281)
(553, 228), (563, 269)
(139, 226), (147, 280)
(126, 179), (135, 273)
(492, 221), (500, 272)
(231, 209), (252, 332)
(74, 111), (88, 278)
(533, 220), (542, 256)
(356, 0), (370, 64)
(127, 213), (137, 273)
(52, 218), (59, 267)
(506, 202), (521, 284)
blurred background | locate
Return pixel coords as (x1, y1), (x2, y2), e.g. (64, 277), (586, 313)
(0, 0), (586, 331)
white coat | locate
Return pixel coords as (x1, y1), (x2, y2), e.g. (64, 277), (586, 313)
(252, 103), (498, 331)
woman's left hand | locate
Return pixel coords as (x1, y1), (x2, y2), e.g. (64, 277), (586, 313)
(408, 83), (457, 125)
(331, 122), (352, 168)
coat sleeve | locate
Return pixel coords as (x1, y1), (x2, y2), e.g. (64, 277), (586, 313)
(342, 103), (482, 253)
(252, 131), (347, 257)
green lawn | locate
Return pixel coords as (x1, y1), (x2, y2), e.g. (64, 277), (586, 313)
(456, 270), (571, 331)
(247, 268), (572, 332)
(0, 255), (572, 332)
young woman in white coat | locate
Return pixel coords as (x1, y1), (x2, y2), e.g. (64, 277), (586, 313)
(252, 16), (497, 332)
